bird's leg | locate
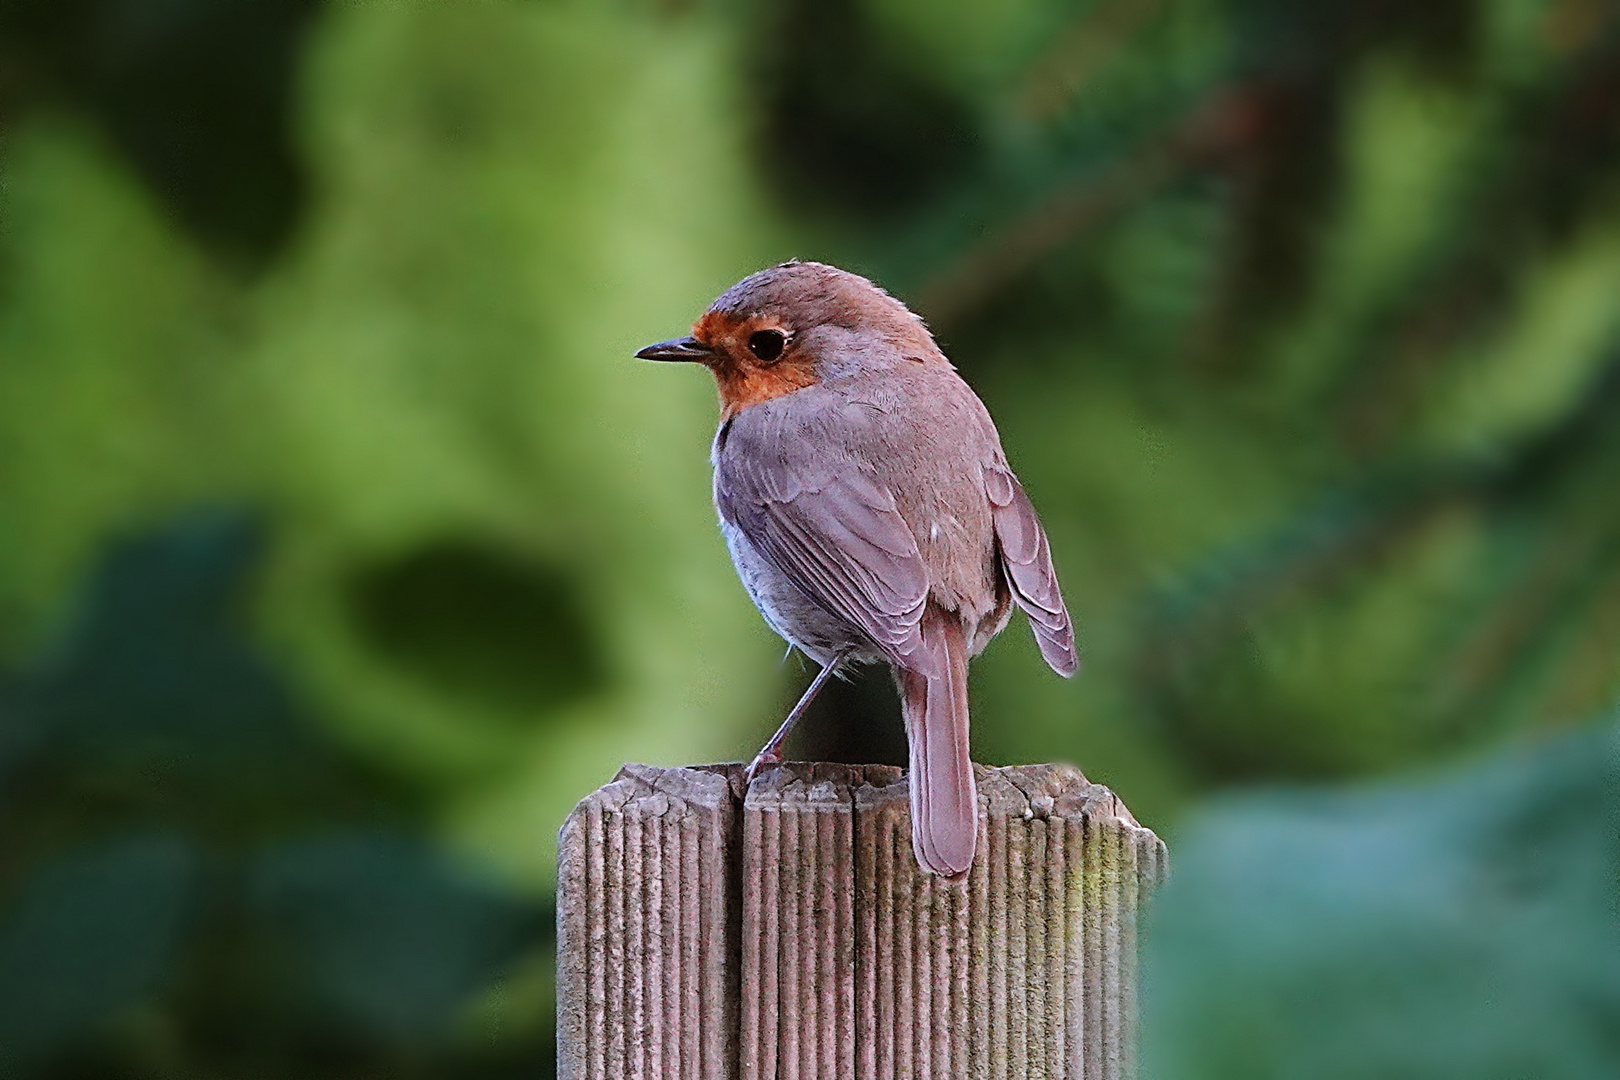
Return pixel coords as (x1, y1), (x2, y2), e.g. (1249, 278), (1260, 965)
(744, 649), (851, 783)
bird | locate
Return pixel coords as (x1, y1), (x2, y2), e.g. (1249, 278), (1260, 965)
(636, 261), (1076, 878)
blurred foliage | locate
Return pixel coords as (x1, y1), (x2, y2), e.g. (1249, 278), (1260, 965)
(0, 0), (1616, 1073)
(0, 513), (546, 1075)
(0, 0), (320, 270)
(1144, 714), (1620, 1078)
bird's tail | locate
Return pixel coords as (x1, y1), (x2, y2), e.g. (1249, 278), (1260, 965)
(897, 607), (977, 879)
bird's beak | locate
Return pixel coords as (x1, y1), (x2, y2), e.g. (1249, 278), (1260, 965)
(635, 335), (714, 363)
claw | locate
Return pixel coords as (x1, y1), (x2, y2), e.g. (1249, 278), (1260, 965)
(744, 747), (784, 785)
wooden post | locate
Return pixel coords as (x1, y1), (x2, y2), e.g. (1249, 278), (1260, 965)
(557, 762), (1165, 1080)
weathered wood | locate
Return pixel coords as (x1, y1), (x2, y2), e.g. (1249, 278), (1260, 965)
(558, 761), (1165, 1079)
(557, 762), (746, 1080)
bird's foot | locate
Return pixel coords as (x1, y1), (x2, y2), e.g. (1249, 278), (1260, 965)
(744, 746), (784, 785)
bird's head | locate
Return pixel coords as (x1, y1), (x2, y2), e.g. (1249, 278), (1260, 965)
(635, 261), (946, 418)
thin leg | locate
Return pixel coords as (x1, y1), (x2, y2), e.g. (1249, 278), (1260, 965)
(745, 649), (851, 783)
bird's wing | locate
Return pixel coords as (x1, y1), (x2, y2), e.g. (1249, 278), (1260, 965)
(715, 409), (930, 666)
(984, 465), (1078, 676)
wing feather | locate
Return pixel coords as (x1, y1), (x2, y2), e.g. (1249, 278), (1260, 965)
(717, 415), (929, 664)
(985, 465), (1078, 675)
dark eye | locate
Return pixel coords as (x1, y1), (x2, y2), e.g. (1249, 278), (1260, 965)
(748, 329), (786, 363)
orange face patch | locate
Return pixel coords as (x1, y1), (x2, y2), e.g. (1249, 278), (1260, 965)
(711, 361), (818, 418)
(692, 310), (819, 419)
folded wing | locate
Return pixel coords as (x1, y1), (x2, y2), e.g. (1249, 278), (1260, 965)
(984, 465), (1078, 676)
(716, 416), (930, 666)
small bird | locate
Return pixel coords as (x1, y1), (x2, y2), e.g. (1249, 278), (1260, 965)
(637, 261), (1076, 878)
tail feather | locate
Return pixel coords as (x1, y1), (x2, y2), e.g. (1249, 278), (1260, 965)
(898, 608), (977, 878)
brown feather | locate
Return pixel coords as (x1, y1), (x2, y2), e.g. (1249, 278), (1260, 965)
(654, 261), (1078, 876)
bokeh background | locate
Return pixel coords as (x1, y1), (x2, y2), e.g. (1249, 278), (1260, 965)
(2, 0), (1617, 1075)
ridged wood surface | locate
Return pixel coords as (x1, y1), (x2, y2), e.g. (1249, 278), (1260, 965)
(851, 764), (1165, 1079)
(557, 763), (743, 1080)
(558, 761), (1165, 1079)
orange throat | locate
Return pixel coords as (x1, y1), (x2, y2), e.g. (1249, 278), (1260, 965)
(713, 359), (817, 419)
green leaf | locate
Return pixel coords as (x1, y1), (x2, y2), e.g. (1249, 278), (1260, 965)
(252, 831), (538, 1042)
(0, 835), (195, 1069)
(1144, 716), (1620, 1080)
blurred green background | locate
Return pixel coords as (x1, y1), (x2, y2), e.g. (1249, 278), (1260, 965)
(1, 0), (1616, 1075)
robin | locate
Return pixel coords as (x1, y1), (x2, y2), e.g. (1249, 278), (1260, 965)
(636, 261), (1076, 878)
